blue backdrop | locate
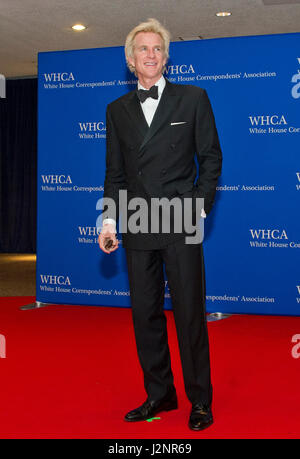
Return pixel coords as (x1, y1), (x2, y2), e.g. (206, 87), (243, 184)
(37, 33), (300, 315)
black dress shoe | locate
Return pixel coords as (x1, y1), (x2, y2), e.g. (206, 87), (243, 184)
(124, 390), (178, 422)
(188, 403), (213, 431)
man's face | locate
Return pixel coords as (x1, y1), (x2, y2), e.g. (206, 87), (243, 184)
(128, 32), (167, 83)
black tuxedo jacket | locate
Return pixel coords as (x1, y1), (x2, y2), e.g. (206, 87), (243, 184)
(104, 79), (222, 250)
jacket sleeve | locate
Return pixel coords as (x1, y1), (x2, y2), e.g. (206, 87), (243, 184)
(193, 89), (222, 215)
(103, 105), (127, 223)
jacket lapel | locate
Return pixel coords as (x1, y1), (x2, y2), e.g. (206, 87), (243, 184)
(121, 91), (149, 141)
(138, 80), (180, 155)
(121, 80), (181, 154)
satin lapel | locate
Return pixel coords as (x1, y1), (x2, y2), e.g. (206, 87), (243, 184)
(138, 80), (180, 155)
(121, 91), (149, 141)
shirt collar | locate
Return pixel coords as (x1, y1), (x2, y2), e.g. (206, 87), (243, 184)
(138, 75), (166, 97)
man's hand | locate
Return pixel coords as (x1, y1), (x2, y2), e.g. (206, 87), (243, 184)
(98, 223), (119, 254)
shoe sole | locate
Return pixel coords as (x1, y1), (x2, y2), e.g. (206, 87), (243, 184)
(124, 400), (178, 422)
(188, 418), (213, 431)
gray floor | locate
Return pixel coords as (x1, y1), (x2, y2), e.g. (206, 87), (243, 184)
(0, 254), (36, 296)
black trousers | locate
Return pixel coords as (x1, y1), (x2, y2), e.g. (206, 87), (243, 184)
(125, 238), (212, 406)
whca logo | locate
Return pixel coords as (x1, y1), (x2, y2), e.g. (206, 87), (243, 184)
(249, 229), (288, 240)
(40, 275), (71, 286)
(43, 72), (75, 82)
(165, 64), (195, 75)
(41, 175), (72, 184)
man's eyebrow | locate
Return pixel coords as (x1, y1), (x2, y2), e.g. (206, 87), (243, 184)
(137, 44), (162, 48)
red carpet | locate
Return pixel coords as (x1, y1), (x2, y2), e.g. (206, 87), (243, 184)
(0, 296), (299, 439)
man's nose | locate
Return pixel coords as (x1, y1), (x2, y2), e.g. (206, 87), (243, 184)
(147, 48), (155, 58)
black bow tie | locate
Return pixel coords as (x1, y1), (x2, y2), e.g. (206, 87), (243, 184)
(137, 85), (159, 103)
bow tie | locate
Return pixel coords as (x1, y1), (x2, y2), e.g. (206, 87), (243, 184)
(137, 85), (159, 103)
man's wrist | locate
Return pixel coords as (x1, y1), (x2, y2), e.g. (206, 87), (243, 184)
(102, 218), (117, 232)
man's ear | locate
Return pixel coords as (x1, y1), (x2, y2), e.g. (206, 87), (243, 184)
(127, 55), (135, 68)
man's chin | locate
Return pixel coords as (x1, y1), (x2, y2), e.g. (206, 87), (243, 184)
(139, 71), (162, 82)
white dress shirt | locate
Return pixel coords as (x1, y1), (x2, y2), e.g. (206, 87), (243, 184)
(138, 75), (166, 126)
(103, 76), (205, 229)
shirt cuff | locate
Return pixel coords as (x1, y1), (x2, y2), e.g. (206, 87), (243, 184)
(102, 218), (116, 232)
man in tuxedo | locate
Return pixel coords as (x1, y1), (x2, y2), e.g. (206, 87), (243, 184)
(99, 18), (222, 431)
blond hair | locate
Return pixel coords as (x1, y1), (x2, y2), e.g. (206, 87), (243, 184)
(125, 18), (171, 74)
